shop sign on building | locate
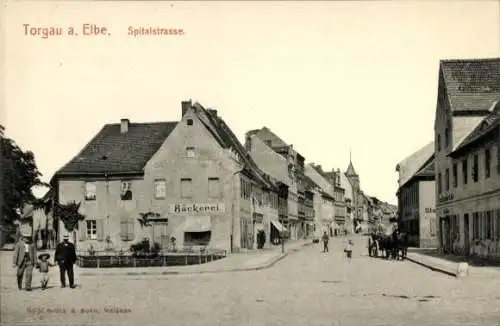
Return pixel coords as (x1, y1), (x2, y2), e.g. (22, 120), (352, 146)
(169, 203), (225, 214)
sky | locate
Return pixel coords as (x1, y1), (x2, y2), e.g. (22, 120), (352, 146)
(3, 0), (500, 205)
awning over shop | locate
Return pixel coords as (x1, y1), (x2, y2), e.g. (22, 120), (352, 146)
(183, 216), (211, 232)
(271, 220), (287, 233)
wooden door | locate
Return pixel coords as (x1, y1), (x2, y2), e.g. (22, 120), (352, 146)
(152, 222), (169, 250)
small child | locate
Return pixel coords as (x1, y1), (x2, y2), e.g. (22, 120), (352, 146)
(36, 253), (55, 290)
(344, 240), (353, 261)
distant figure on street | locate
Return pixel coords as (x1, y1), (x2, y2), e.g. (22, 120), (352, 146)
(344, 240), (353, 261)
(12, 235), (37, 291)
(55, 235), (77, 288)
(36, 253), (55, 290)
(321, 232), (329, 252)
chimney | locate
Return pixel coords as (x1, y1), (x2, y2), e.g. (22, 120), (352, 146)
(182, 100), (192, 117)
(120, 119), (129, 134)
(207, 109), (218, 117)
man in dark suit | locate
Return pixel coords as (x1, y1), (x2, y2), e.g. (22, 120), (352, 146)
(55, 235), (77, 288)
(12, 235), (37, 291)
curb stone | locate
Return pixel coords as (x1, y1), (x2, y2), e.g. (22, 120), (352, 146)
(405, 255), (458, 278)
(79, 242), (313, 277)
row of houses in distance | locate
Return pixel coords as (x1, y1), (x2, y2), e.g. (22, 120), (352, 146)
(396, 57), (500, 261)
(47, 100), (396, 253)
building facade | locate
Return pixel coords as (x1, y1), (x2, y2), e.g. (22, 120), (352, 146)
(53, 101), (280, 253)
(434, 58), (500, 258)
(246, 127), (306, 240)
(396, 141), (437, 247)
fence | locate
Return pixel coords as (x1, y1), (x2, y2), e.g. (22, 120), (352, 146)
(76, 248), (227, 268)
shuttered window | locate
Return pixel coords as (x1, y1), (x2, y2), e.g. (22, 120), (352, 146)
(120, 219), (135, 241)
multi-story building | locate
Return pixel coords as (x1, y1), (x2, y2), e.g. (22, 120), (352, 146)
(339, 170), (354, 233)
(395, 141), (437, 248)
(445, 104), (500, 258)
(345, 156), (368, 232)
(246, 127), (306, 240)
(305, 164), (336, 236)
(52, 101), (280, 253)
(244, 133), (291, 243)
(434, 58), (500, 258)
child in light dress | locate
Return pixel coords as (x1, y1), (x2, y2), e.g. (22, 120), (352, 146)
(344, 240), (353, 261)
(36, 253), (55, 290)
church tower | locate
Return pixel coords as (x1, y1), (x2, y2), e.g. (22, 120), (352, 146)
(346, 151), (362, 229)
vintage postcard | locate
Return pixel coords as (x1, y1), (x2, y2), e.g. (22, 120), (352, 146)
(1, 1), (500, 325)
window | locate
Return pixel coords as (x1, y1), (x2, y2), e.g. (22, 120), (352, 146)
(445, 168), (450, 191)
(437, 172), (442, 193)
(120, 219), (134, 241)
(462, 159), (468, 184)
(84, 182), (96, 201)
(184, 231), (211, 246)
(120, 180), (132, 200)
(473, 154), (479, 182)
(181, 178), (193, 198)
(265, 140), (272, 146)
(472, 212), (480, 239)
(486, 211), (493, 239)
(186, 147), (195, 158)
(187, 119), (193, 126)
(86, 220), (97, 240)
(452, 163), (458, 188)
(485, 147), (491, 178)
(154, 179), (166, 199)
(208, 178), (221, 197)
(437, 134), (441, 151)
(444, 128), (449, 148)
(496, 209), (500, 240)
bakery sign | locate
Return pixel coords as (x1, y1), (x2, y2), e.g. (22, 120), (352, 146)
(169, 203), (226, 214)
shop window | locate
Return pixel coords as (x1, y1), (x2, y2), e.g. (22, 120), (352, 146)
(486, 211), (493, 239)
(472, 212), (480, 240)
(120, 180), (132, 200)
(184, 231), (211, 246)
(84, 182), (96, 201)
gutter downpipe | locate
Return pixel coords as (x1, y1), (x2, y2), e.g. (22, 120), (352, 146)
(231, 168), (244, 254)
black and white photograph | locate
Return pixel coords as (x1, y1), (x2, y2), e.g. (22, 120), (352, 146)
(1, 1), (500, 325)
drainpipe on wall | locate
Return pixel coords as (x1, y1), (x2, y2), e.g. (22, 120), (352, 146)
(231, 168), (244, 254)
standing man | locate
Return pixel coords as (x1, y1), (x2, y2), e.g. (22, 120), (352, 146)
(321, 231), (329, 253)
(55, 235), (77, 288)
(12, 235), (37, 291)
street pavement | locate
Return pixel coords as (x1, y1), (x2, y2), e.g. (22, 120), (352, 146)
(2, 236), (500, 326)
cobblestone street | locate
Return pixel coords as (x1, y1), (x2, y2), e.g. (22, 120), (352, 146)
(2, 237), (500, 326)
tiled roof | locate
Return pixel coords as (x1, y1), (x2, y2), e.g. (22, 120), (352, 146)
(441, 58), (500, 112)
(450, 102), (500, 156)
(396, 141), (434, 189)
(194, 103), (275, 190)
(55, 122), (177, 176)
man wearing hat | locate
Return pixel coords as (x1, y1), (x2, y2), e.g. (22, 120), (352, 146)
(12, 235), (37, 291)
(55, 235), (77, 288)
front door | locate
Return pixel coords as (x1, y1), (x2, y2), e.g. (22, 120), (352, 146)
(152, 222), (169, 250)
(464, 214), (470, 255)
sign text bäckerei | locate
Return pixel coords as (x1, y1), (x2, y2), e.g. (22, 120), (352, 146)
(170, 203), (225, 214)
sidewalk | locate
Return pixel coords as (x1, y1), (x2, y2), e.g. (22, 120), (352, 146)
(406, 248), (500, 278)
(0, 239), (312, 278)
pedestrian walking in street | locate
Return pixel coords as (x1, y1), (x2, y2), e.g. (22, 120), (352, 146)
(55, 235), (77, 289)
(12, 235), (37, 291)
(36, 253), (55, 290)
(344, 240), (353, 261)
(321, 231), (329, 252)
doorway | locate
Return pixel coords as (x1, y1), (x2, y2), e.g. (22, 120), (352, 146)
(464, 213), (470, 255)
(152, 222), (169, 250)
